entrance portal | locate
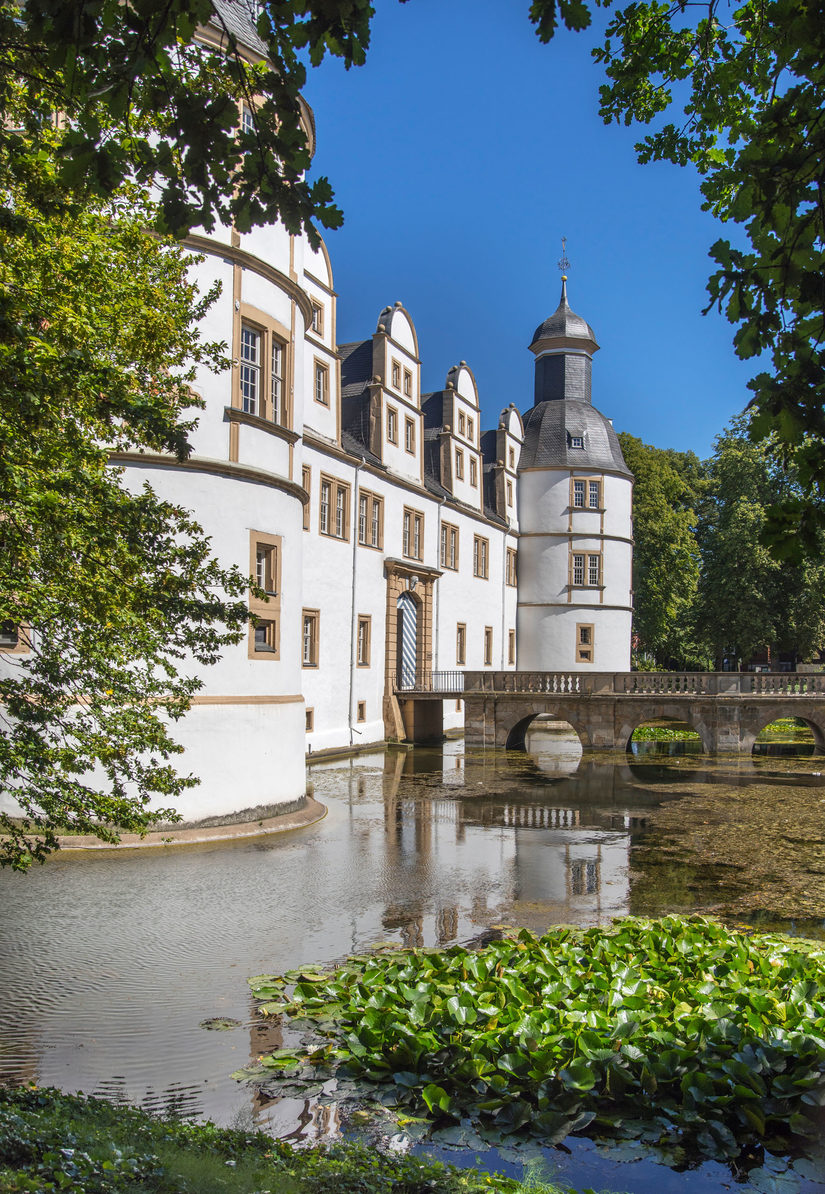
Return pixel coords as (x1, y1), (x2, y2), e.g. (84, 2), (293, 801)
(396, 591), (418, 689)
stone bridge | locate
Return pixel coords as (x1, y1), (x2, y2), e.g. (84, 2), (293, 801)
(400, 671), (825, 754)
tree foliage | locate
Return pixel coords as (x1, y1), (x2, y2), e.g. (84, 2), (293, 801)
(0, 0), (381, 240)
(696, 417), (825, 668)
(617, 433), (705, 668)
(530, 0), (825, 559)
(0, 166), (252, 869)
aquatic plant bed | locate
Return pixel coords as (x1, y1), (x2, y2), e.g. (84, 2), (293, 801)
(0, 1085), (599, 1193)
(239, 916), (825, 1177)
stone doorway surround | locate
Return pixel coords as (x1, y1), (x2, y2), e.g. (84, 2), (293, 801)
(383, 558), (441, 739)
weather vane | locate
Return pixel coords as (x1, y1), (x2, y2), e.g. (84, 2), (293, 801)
(557, 236), (571, 277)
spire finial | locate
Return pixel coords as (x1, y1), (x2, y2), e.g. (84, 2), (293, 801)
(557, 236), (570, 302)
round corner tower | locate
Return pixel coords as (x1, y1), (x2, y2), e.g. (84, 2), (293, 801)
(516, 279), (633, 672)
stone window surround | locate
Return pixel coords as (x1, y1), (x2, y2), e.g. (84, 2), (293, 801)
(248, 530), (281, 660)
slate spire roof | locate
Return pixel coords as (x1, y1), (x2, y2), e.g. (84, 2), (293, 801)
(529, 277), (598, 354)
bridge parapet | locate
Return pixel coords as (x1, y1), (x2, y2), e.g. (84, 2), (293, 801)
(463, 671), (825, 697)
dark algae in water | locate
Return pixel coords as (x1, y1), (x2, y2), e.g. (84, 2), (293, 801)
(237, 916), (825, 1182)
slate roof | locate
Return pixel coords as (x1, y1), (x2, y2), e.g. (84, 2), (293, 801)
(211, 0), (268, 56)
(529, 279), (597, 351)
(519, 399), (631, 476)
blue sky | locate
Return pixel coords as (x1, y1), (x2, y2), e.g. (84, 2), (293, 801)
(302, 0), (754, 460)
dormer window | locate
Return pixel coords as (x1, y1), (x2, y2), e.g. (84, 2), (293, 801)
(569, 434), (585, 449)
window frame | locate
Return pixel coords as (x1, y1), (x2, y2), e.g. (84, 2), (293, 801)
(357, 700), (367, 723)
(569, 549), (603, 588)
(570, 475), (603, 511)
(402, 506), (424, 561)
(455, 447), (464, 480)
(314, 358), (330, 407)
(302, 465), (311, 531)
(576, 622), (594, 664)
(456, 623), (466, 666)
(470, 456), (477, 487)
(403, 368), (412, 397)
(235, 305), (290, 427)
(508, 629), (516, 666)
(404, 416), (416, 454)
(505, 546), (517, 587)
(357, 489), (384, 550)
(473, 534), (489, 579)
(310, 302), (324, 336)
(387, 405), (398, 444)
(319, 474), (351, 541)
(248, 530), (282, 660)
(484, 626), (493, 667)
(305, 707), (314, 732)
(440, 522), (459, 570)
(357, 615), (372, 667)
(391, 359), (401, 390)
(302, 608), (320, 668)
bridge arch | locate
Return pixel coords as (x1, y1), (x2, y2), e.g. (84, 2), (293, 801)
(750, 712), (825, 755)
(504, 709), (589, 752)
(618, 704), (712, 754)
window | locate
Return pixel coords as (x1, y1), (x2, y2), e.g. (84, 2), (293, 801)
(357, 700), (366, 723)
(254, 620), (278, 653)
(271, 338), (284, 422)
(508, 446), (515, 469)
(404, 369), (412, 396)
(505, 546), (517, 587)
(467, 417), (474, 441)
(484, 626), (493, 666)
(455, 448), (464, 480)
(571, 477), (602, 510)
(387, 406), (398, 444)
(310, 303), (323, 335)
(473, 535), (489, 578)
(403, 508), (424, 560)
(508, 629), (516, 665)
(255, 543), (278, 594)
(440, 522), (459, 570)
(240, 324), (260, 415)
(470, 457), (477, 487)
(357, 616), (371, 667)
(458, 411), (465, 435)
(302, 466), (311, 531)
(577, 623), (594, 664)
(569, 434), (584, 449)
(405, 417), (416, 454)
(249, 531), (281, 659)
(241, 103), (255, 136)
(319, 475), (350, 540)
(314, 360), (329, 406)
(456, 623), (466, 666)
(305, 707), (314, 732)
(571, 551), (602, 587)
(358, 490), (383, 549)
(391, 360), (401, 389)
(236, 310), (289, 425)
(0, 622), (19, 649)
(506, 478), (513, 505)
(302, 609), (319, 667)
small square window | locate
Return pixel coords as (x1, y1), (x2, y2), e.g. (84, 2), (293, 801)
(569, 434), (584, 449)
(305, 707), (314, 732)
(357, 700), (366, 723)
(253, 618), (278, 653)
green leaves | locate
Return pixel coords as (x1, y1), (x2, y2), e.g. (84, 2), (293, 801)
(0, 172), (250, 869)
(240, 916), (825, 1165)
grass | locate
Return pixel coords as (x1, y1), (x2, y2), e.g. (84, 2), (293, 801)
(0, 1085), (618, 1194)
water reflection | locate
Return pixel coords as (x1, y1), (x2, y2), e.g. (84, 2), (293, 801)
(0, 737), (824, 1175)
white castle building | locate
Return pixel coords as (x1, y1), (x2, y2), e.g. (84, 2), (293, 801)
(0, 1), (633, 826)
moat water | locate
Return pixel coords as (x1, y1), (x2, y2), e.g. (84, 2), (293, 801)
(2, 731), (825, 1192)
